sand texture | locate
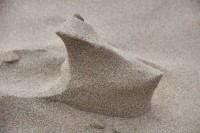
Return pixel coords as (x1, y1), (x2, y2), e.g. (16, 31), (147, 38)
(51, 15), (163, 118)
(0, 0), (200, 133)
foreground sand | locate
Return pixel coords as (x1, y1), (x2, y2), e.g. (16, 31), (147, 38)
(0, 0), (200, 132)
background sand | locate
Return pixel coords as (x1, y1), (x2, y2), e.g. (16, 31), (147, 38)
(0, 0), (200, 132)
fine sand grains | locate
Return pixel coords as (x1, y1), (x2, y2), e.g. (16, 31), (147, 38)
(0, 0), (200, 132)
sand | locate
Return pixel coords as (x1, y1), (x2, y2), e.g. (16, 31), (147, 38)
(52, 15), (163, 118)
(0, 0), (200, 132)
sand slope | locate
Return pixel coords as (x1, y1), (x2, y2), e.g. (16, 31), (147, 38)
(0, 0), (200, 132)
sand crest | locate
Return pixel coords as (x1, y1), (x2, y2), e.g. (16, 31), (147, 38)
(1, 0), (200, 132)
(52, 15), (163, 117)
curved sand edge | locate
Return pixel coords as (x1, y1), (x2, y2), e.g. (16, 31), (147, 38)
(0, 48), (66, 97)
(1, 0), (200, 132)
(0, 45), (200, 132)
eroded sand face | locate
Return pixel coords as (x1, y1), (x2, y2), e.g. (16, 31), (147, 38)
(51, 15), (163, 118)
(0, 14), (163, 118)
(0, 0), (200, 133)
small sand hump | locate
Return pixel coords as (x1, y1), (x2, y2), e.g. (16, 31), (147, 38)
(50, 14), (163, 118)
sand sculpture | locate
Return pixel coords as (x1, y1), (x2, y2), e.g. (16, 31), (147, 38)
(48, 14), (163, 118)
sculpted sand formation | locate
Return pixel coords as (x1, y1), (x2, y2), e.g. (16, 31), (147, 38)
(0, 14), (163, 118)
(1, 1), (200, 132)
(50, 14), (163, 117)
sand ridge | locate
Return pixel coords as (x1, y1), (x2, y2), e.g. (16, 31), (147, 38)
(1, 14), (163, 118)
(51, 15), (163, 118)
(0, 0), (200, 132)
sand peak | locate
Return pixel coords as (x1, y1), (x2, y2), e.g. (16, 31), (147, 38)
(51, 14), (163, 118)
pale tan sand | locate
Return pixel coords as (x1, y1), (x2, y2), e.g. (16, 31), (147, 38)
(0, 0), (200, 133)
(52, 15), (163, 118)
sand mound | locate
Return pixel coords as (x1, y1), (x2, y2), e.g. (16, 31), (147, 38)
(1, 15), (163, 118)
(1, 0), (200, 132)
(0, 49), (65, 97)
(51, 15), (163, 117)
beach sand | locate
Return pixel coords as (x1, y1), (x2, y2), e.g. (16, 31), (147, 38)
(0, 0), (200, 132)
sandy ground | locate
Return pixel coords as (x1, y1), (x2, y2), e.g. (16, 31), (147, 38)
(0, 0), (200, 132)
